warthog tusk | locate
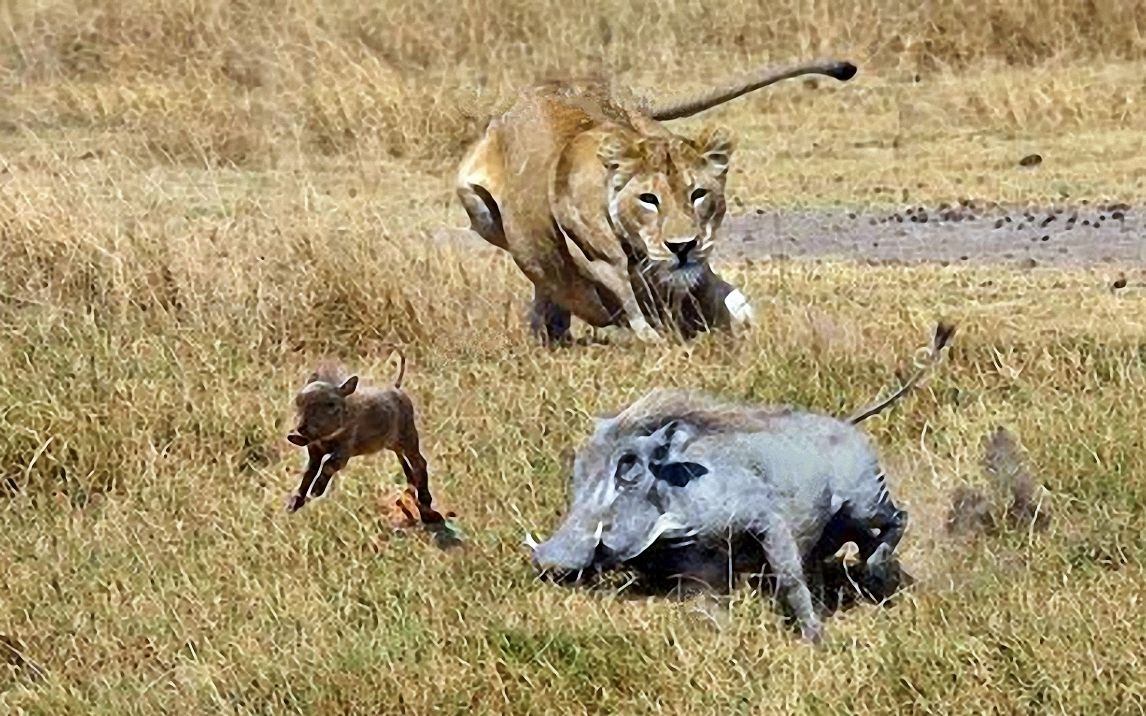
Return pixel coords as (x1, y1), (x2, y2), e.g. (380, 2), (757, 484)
(523, 531), (541, 550)
(593, 521), (604, 543)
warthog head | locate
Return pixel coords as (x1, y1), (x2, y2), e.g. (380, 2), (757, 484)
(527, 419), (709, 581)
(286, 372), (359, 447)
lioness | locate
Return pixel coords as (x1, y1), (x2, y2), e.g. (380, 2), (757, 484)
(455, 59), (858, 344)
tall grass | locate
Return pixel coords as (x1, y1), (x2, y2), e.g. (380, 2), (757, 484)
(3, 0), (1146, 168)
(1, 1), (1145, 713)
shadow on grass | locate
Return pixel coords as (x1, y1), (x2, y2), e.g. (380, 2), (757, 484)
(529, 539), (916, 634)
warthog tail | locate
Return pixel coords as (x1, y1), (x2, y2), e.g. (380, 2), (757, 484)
(847, 321), (957, 425)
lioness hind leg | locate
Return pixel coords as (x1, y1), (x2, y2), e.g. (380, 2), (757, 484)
(455, 127), (509, 250)
(528, 286), (572, 346)
(456, 182), (507, 250)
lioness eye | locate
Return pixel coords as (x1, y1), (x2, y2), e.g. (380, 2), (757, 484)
(690, 188), (709, 204)
(638, 193), (660, 210)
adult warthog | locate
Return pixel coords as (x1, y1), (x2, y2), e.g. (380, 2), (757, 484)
(526, 322), (955, 643)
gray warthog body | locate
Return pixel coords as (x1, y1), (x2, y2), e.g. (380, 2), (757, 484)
(528, 323), (955, 643)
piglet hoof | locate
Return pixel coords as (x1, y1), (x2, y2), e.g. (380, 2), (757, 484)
(418, 504), (446, 525)
(285, 494), (307, 513)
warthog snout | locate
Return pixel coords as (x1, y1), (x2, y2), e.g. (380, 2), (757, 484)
(528, 521), (612, 583)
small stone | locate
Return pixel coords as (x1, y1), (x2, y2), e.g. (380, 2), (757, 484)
(1019, 153), (1043, 167)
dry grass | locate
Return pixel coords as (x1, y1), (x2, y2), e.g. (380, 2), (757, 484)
(2, 1), (1146, 713)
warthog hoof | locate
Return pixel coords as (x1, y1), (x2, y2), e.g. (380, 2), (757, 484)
(800, 619), (825, 645)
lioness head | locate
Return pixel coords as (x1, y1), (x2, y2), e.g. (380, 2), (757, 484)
(598, 126), (734, 290)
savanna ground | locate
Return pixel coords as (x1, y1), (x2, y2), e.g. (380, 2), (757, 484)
(2, 1), (1145, 713)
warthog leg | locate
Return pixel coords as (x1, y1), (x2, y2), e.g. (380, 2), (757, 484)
(758, 515), (823, 644)
(828, 471), (909, 591)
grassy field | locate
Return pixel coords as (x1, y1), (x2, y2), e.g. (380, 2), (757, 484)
(2, 1), (1146, 713)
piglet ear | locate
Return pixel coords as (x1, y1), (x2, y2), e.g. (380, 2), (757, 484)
(286, 432), (308, 447)
(338, 375), (358, 396)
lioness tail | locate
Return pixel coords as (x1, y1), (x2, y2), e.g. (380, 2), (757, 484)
(648, 59), (857, 121)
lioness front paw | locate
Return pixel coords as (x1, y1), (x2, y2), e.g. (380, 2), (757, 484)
(630, 318), (664, 344)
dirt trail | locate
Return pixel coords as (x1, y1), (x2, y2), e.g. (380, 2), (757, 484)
(721, 200), (1143, 268)
(437, 201), (1144, 270)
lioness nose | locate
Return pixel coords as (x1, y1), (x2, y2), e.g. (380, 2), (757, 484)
(666, 238), (698, 259)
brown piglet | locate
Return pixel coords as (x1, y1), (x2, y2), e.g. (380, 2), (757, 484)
(285, 349), (444, 523)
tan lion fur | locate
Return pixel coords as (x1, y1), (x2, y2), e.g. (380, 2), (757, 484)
(455, 59), (858, 344)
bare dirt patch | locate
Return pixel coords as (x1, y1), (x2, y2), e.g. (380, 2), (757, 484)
(722, 201), (1144, 269)
(437, 201), (1144, 275)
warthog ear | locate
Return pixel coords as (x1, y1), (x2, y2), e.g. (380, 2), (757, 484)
(696, 126), (735, 176)
(648, 419), (681, 441)
(338, 375), (359, 396)
(597, 130), (640, 173)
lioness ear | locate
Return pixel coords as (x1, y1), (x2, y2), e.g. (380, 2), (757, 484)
(697, 126), (735, 176)
(597, 130), (638, 172)
(338, 375), (358, 396)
